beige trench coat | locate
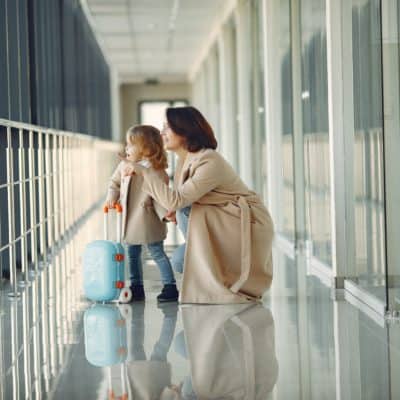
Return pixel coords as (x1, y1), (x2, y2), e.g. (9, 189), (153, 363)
(141, 149), (274, 304)
(107, 161), (168, 245)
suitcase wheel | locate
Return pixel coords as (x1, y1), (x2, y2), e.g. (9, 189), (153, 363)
(118, 287), (132, 304)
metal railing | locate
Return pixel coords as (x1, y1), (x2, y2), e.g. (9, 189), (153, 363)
(0, 119), (121, 297)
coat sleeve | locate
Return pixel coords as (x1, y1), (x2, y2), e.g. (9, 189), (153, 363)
(106, 162), (123, 203)
(142, 156), (221, 211)
(152, 170), (169, 221)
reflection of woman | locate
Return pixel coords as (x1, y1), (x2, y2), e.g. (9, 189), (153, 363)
(175, 304), (279, 399)
(126, 106), (274, 304)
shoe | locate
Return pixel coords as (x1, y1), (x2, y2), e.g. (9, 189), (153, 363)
(130, 284), (145, 302)
(157, 284), (179, 303)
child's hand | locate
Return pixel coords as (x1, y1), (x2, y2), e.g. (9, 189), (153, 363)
(105, 199), (119, 209)
(123, 165), (135, 177)
(117, 151), (127, 161)
(118, 151), (135, 162)
(164, 210), (177, 224)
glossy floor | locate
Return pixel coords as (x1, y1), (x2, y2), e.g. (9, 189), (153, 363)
(1, 242), (400, 399)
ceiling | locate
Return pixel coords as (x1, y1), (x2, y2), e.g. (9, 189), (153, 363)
(85, 0), (227, 84)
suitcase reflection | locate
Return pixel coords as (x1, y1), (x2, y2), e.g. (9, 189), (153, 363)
(83, 302), (178, 400)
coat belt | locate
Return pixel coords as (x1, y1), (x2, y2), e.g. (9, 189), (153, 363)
(196, 193), (260, 294)
(229, 196), (252, 293)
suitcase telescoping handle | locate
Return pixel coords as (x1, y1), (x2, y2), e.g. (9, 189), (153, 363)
(103, 204), (123, 243)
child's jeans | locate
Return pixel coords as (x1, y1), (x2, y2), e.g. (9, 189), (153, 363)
(171, 206), (191, 273)
(127, 241), (175, 286)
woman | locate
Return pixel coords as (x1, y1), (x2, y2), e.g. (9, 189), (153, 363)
(125, 106), (274, 304)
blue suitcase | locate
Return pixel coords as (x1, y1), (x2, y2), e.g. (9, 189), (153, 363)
(84, 304), (128, 367)
(83, 205), (132, 303)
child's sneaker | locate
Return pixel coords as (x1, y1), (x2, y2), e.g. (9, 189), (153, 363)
(157, 284), (179, 303)
(130, 284), (145, 302)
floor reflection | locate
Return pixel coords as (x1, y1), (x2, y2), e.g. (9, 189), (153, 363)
(175, 304), (278, 399)
(0, 244), (85, 400)
(82, 302), (277, 399)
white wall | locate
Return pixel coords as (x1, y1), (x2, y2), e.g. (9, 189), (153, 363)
(120, 82), (191, 140)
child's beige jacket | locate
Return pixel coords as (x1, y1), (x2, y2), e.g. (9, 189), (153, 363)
(107, 161), (168, 245)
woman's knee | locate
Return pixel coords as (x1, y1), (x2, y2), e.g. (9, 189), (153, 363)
(176, 206), (191, 236)
(171, 244), (185, 273)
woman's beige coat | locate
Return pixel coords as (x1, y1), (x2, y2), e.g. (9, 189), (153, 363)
(107, 161), (168, 245)
(141, 149), (274, 304)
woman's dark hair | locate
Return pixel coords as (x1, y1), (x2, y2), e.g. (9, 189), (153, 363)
(166, 106), (218, 152)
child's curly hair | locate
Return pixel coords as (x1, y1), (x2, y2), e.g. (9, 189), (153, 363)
(126, 125), (168, 170)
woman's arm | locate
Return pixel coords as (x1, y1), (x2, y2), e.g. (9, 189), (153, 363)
(152, 170), (170, 221)
(141, 157), (221, 211)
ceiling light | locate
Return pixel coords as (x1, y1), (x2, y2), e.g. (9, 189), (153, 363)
(145, 78), (160, 85)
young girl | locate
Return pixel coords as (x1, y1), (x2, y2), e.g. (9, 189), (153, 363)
(106, 125), (179, 302)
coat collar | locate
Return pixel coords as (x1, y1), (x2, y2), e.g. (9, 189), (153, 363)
(178, 149), (208, 185)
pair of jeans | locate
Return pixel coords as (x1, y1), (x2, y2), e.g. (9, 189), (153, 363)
(127, 241), (175, 285)
(171, 206), (191, 273)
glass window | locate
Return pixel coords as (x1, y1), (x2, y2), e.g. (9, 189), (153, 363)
(7, 0), (22, 121)
(139, 100), (188, 130)
(384, 0), (400, 311)
(351, 0), (386, 302)
(250, 0), (268, 200)
(230, 18), (240, 172)
(19, 0), (30, 123)
(139, 99), (188, 178)
(266, 0), (296, 239)
(279, 0), (295, 239)
(139, 101), (171, 130)
(301, 0), (331, 265)
(206, 46), (220, 142)
(0, 0), (9, 118)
